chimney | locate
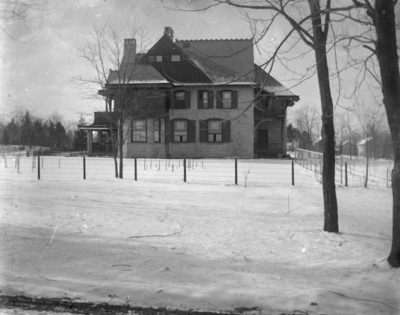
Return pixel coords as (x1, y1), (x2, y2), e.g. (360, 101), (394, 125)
(164, 27), (174, 41)
(121, 38), (136, 65)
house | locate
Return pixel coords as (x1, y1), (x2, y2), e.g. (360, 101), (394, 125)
(82, 27), (299, 158)
(341, 140), (357, 157)
(357, 137), (373, 157)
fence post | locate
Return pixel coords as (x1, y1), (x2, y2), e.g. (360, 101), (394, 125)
(183, 158), (186, 182)
(387, 167), (389, 187)
(235, 158), (238, 185)
(38, 154), (40, 180)
(135, 158), (137, 181)
(292, 160), (295, 186)
(345, 162), (348, 187)
(340, 156), (343, 185)
(314, 156), (317, 173)
(83, 156), (86, 180)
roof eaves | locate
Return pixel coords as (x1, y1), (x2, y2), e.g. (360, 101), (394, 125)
(176, 38), (253, 42)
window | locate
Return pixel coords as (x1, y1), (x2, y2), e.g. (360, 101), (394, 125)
(199, 91), (208, 108)
(174, 120), (187, 142)
(208, 121), (222, 142)
(92, 131), (99, 143)
(148, 56), (155, 62)
(222, 91), (232, 108)
(156, 55), (163, 62)
(131, 120), (146, 142)
(175, 91), (185, 101)
(171, 55), (181, 62)
(216, 90), (238, 109)
(174, 91), (190, 109)
(154, 120), (160, 143)
(198, 90), (214, 109)
(164, 55), (171, 62)
(200, 119), (230, 143)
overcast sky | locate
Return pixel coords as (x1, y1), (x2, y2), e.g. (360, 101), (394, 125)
(0, 0), (374, 125)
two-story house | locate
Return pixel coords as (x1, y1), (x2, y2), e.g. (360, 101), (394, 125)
(82, 27), (299, 158)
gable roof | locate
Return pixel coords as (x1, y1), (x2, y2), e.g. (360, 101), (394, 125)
(357, 137), (373, 145)
(175, 39), (254, 83)
(107, 64), (169, 85)
(105, 28), (299, 101)
(140, 34), (212, 84)
(254, 65), (299, 99)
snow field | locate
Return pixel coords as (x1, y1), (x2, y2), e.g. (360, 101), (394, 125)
(0, 172), (398, 314)
(295, 153), (393, 188)
(0, 155), (317, 187)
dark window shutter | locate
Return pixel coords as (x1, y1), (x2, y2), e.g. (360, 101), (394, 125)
(209, 91), (214, 109)
(222, 120), (231, 142)
(216, 91), (222, 109)
(185, 91), (191, 109)
(166, 120), (173, 143)
(170, 91), (175, 109)
(197, 91), (203, 109)
(199, 120), (208, 143)
(165, 93), (171, 110)
(187, 120), (196, 142)
(232, 91), (238, 109)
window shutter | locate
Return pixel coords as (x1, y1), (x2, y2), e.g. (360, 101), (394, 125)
(216, 91), (222, 109)
(166, 120), (173, 143)
(170, 91), (175, 109)
(222, 120), (231, 142)
(232, 91), (238, 109)
(199, 120), (208, 143)
(185, 91), (191, 109)
(209, 91), (214, 109)
(187, 120), (196, 142)
(197, 91), (203, 109)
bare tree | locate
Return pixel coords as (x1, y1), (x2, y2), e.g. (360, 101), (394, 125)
(354, 100), (384, 187)
(0, 0), (53, 42)
(290, 103), (320, 150)
(163, 0), (400, 267)
(341, 110), (358, 160)
(163, 0), (343, 232)
(73, 19), (165, 178)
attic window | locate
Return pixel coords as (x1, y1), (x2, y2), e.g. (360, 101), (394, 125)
(171, 55), (181, 62)
(156, 55), (163, 62)
(148, 56), (155, 62)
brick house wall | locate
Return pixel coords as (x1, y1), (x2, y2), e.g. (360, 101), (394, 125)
(123, 85), (254, 158)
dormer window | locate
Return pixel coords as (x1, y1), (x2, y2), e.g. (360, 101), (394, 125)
(156, 55), (163, 62)
(171, 55), (181, 62)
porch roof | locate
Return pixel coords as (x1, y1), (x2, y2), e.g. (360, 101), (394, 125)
(79, 112), (117, 130)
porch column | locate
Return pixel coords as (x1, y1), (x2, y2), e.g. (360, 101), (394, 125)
(87, 130), (93, 154)
(282, 116), (287, 155)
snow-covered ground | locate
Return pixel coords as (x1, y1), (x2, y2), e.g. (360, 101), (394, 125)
(295, 153), (393, 188)
(0, 156), (311, 187)
(0, 158), (399, 315)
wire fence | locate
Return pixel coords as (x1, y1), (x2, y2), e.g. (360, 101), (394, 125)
(294, 148), (393, 188)
(0, 153), (320, 187)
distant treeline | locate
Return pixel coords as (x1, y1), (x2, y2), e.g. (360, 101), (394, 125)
(0, 111), (87, 151)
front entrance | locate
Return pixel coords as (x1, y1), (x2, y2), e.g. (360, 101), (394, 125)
(258, 129), (269, 151)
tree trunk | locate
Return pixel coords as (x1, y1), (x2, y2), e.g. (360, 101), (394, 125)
(118, 119), (123, 179)
(373, 0), (400, 267)
(309, 0), (339, 233)
(365, 150), (369, 188)
(110, 124), (118, 178)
